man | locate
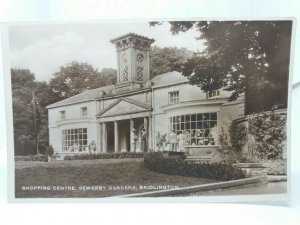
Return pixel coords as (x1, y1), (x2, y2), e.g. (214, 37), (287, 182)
(131, 128), (138, 152)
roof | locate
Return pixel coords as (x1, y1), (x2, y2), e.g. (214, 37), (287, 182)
(152, 71), (189, 87)
(46, 85), (115, 109)
(47, 72), (188, 109)
(110, 32), (155, 43)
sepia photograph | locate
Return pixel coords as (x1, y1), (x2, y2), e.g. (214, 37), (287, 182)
(7, 20), (292, 199)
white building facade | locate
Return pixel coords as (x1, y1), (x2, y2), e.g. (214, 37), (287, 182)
(47, 33), (244, 157)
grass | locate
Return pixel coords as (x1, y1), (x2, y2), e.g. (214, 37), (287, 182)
(15, 158), (217, 198)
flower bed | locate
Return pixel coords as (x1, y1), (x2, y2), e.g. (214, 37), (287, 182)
(15, 155), (48, 162)
(144, 152), (246, 181)
(64, 152), (145, 160)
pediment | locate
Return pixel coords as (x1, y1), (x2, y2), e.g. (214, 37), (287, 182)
(97, 97), (151, 118)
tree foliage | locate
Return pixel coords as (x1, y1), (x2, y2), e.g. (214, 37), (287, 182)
(11, 63), (117, 155)
(49, 61), (116, 99)
(152, 21), (292, 114)
(149, 46), (192, 77)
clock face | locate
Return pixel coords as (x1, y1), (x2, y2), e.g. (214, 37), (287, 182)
(136, 53), (144, 63)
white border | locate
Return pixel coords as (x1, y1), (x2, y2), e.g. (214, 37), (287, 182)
(0, 1), (300, 224)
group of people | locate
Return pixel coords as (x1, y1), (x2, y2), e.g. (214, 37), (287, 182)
(131, 128), (147, 152)
(156, 129), (215, 152)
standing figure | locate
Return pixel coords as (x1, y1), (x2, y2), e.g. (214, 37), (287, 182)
(140, 128), (147, 152)
(89, 140), (96, 154)
(177, 131), (185, 152)
(156, 132), (162, 151)
(161, 134), (167, 151)
(169, 129), (177, 151)
(131, 128), (138, 152)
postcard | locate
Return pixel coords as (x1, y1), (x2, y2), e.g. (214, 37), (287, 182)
(1, 19), (294, 202)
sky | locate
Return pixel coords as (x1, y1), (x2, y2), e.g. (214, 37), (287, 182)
(8, 21), (205, 82)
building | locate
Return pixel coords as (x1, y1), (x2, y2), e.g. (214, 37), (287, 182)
(47, 33), (244, 157)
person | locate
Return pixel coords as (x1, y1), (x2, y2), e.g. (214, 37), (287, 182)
(184, 130), (191, 146)
(140, 128), (147, 152)
(89, 140), (96, 154)
(131, 128), (138, 152)
(169, 129), (177, 151)
(177, 131), (185, 152)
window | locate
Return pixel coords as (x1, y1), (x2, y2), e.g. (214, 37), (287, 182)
(169, 91), (179, 104)
(81, 107), (87, 117)
(169, 112), (218, 146)
(62, 128), (88, 152)
(208, 90), (220, 99)
(59, 111), (65, 120)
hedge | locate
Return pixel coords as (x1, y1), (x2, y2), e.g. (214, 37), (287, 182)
(64, 152), (145, 160)
(144, 152), (246, 181)
(15, 155), (48, 162)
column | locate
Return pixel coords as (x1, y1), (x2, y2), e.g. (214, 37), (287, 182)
(148, 116), (152, 151)
(144, 117), (148, 135)
(130, 119), (134, 152)
(102, 122), (107, 153)
(114, 121), (119, 153)
(144, 117), (148, 152)
(96, 123), (101, 153)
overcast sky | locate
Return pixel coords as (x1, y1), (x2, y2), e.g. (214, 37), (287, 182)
(9, 21), (204, 82)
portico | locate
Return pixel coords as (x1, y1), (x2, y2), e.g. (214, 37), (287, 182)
(96, 97), (152, 153)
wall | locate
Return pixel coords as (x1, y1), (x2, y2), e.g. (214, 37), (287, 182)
(48, 100), (97, 154)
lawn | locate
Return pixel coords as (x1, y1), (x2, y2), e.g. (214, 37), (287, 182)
(15, 158), (217, 198)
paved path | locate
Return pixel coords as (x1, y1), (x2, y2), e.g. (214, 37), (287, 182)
(183, 181), (287, 196)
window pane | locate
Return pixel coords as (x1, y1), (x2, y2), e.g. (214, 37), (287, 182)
(203, 113), (209, 120)
(191, 114), (196, 121)
(210, 112), (217, 120)
(185, 115), (190, 122)
(210, 121), (217, 128)
(186, 122), (190, 129)
(197, 114), (202, 121)
(191, 121), (196, 129)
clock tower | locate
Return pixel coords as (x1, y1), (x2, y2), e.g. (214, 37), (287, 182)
(111, 33), (155, 92)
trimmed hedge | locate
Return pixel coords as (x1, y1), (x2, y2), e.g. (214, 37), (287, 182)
(64, 152), (145, 160)
(144, 152), (246, 181)
(15, 155), (48, 162)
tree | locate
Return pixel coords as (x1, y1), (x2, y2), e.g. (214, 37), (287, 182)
(11, 69), (35, 155)
(11, 69), (55, 155)
(152, 21), (292, 114)
(149, 46), (192, 77)
(49, 61), (117, 99)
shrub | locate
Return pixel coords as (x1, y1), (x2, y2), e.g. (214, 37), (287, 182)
(15, 155), (48, 162)
(64, 152), (145, 160)
(144, 152), (246, 181)
(229, 121), (247, 152)
(248, 110), (286, 159)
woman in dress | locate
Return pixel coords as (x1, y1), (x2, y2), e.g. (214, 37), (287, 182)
(140, 128), (147, 152)
(177, 131), (185, 152)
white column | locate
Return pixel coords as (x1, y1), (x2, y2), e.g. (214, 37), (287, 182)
(144, 117), (148, 152)
(148, 116), (152, 151)
(96, 123), (101, 153)
(114, 121), (119, 153)
(102, 122), (107, 153)
(130, 119), (134, 152)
